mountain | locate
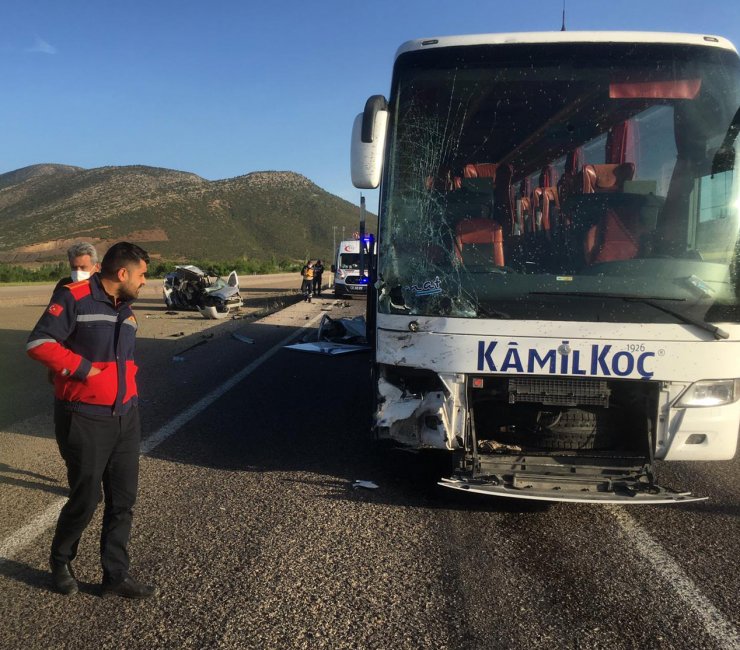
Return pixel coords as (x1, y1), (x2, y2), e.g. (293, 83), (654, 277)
(0, 164), (375, 264)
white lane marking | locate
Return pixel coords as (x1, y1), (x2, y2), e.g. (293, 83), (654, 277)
(607, 506), (740, 650)
(0, 313), (323, 563)
(0, 501), (64, 563)
(140, 313), (322, 453)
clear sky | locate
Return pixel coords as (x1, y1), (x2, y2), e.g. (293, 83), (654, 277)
(1, 0), (739, 206)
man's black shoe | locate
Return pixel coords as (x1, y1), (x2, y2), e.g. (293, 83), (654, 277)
(102, 576), (157, 599)
(49, 559), (78, 596)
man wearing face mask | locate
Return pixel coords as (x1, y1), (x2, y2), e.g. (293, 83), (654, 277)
(27, 242), (156, 599)
(53, 242), (100, 292)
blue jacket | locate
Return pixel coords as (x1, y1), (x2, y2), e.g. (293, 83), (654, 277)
(27, 274), (139, 416)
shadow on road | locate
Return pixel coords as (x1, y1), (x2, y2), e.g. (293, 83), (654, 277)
(0, 466), (66, 497)
(4, 300), (552, 513)
(145, 332), (551, 515)
(0, 557), (100, 596)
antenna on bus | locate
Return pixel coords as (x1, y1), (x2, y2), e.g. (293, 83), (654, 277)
(561, 0), (566, 31)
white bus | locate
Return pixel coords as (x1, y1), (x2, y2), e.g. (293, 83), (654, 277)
(351, 31), (740, 503)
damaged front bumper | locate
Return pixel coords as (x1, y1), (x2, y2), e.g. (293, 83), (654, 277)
(438, 477), (706, 504)
(374, 365), (707, 503)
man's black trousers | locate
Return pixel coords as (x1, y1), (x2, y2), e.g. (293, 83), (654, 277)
(51, 402), (140, 584)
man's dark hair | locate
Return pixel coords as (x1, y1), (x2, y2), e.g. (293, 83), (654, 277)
(101, 242), (150, 278)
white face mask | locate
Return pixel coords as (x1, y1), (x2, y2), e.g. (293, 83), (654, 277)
(70, 270), (91, 282)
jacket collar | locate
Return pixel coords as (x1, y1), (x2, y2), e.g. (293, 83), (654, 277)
(89, 273), (134, 310)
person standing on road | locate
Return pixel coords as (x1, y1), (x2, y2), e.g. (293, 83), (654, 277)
(300, 260), (314, 302)
(26, 242), (157, 599)
(312, 259), (324, 297)
(48, 243), (102, 385)
(54, 242), (101, 292)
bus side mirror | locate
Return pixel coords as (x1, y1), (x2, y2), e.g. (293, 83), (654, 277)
(331, 264), (336, 273)
(351, 95), (389, 189)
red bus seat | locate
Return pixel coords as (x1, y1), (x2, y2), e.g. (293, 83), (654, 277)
(517, 179), (532, 233)
(582, 163), (635, 193)
(584, 209), (642, 264)
(493, 163), (515, 234)
(455, 218), (504, 267)
(464, 163), (497, 179)
(532, 186), (560, 231)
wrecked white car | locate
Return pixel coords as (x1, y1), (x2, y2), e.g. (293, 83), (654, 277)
(163, 265), (242, 319)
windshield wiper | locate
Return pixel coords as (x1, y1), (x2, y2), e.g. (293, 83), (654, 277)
(529, 291), (729, 340)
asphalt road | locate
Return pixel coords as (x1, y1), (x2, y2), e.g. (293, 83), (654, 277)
(0, 285), (738, 649)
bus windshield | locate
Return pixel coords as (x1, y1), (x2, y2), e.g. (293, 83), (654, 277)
(378, 41), (740, 324)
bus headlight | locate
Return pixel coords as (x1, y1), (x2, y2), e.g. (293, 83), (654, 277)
(675, 379), (740, 407)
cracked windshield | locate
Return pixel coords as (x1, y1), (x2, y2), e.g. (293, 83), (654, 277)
(378, 43), (740, 324)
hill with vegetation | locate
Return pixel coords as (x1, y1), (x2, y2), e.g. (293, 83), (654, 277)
(0, 163), (375, 267)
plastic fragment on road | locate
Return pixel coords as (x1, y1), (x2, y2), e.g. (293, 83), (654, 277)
(232, 333), (255, 344)
(198, 305), (231, 320)
(284, 342), (369, 355)
(352, 480), (379, 490)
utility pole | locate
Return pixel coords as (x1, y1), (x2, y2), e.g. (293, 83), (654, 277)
(359, 194), (366, 282)
(342, 226), (345, 241)
(332, 225), (337, 288)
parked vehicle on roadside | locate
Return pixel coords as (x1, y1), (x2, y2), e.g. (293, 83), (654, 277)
(332, 238), (375, 298)
(163, 264), (242, 319)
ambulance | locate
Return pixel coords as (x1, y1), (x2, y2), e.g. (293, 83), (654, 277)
(332, 238), (374, 298)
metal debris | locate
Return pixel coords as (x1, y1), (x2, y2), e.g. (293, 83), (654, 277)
(316, 314), (367, 343)
(352, 480), (379, 490)
(284, 342), (368, 355)
(285, 315), (370, 355)
(477, 439), (523, 453)
(172, 339), (209, 361)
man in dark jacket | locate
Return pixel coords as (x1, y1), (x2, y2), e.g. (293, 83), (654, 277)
(53, 242), (100, 292)
(312, 259), (324, 296)
(27, 242), (156, 599)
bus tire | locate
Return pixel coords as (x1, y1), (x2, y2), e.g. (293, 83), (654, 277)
(529, 409), (619, 450)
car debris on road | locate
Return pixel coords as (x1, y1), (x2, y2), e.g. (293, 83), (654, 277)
(285, 315), (370, 355)
(352, 480), (379, 490)
(163, 265), (243, 319)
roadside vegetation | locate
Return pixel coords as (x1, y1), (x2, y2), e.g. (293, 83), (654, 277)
(0, 257), (302, 283)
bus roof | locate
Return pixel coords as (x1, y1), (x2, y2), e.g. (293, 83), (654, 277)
(396, 31), (738, 58)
